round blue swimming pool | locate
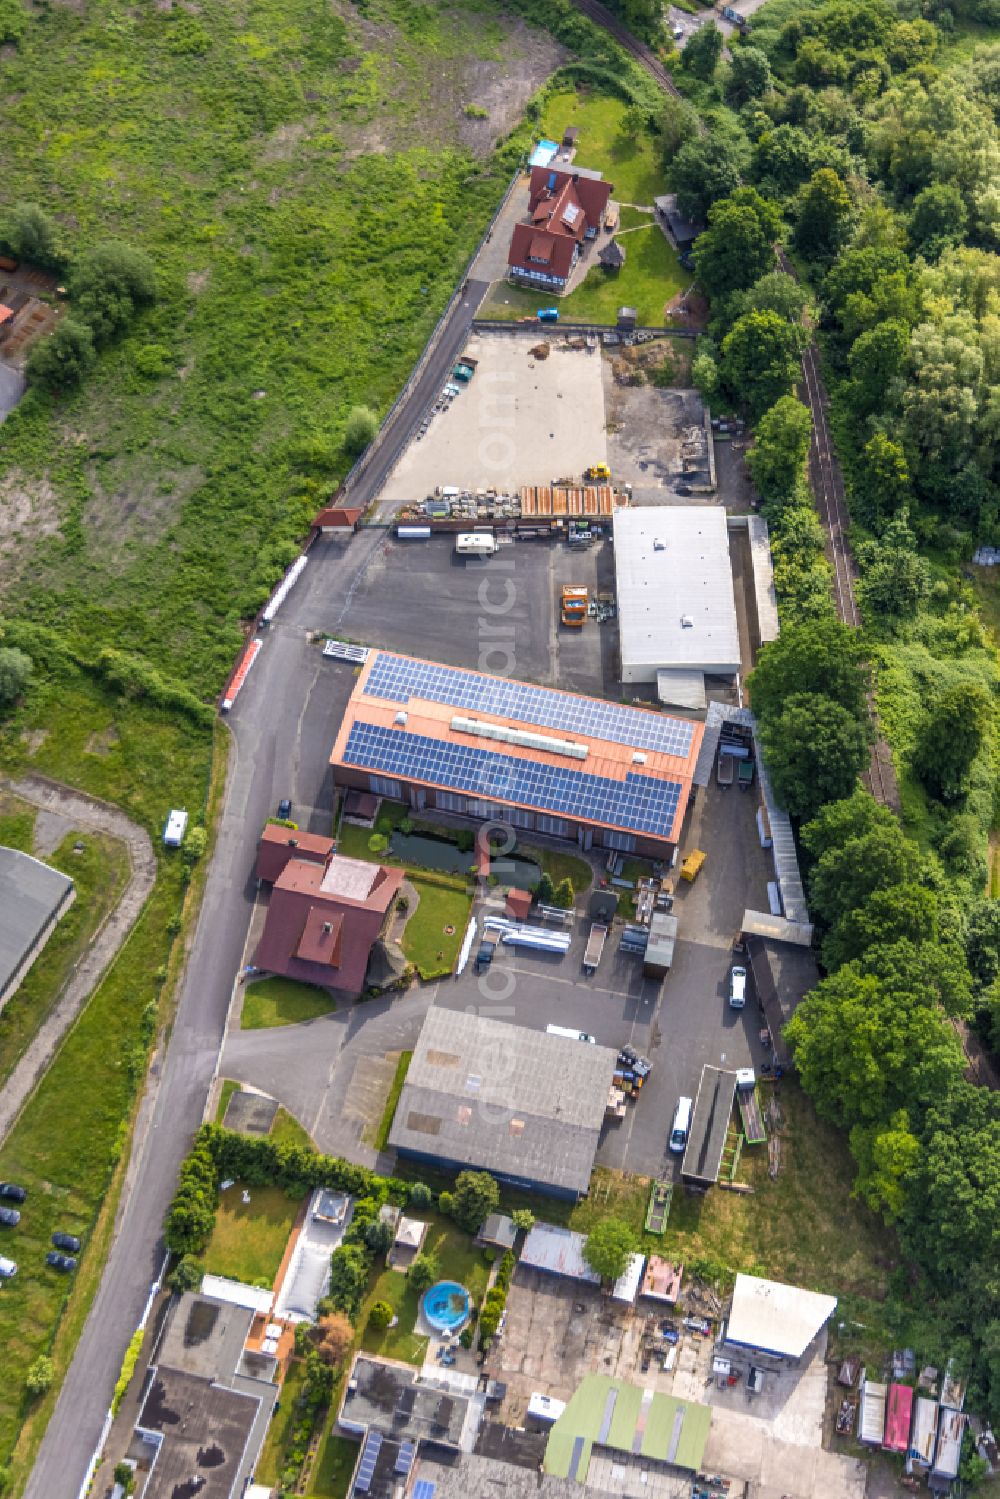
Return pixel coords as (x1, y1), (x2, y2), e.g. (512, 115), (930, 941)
(422, 1280), (471, 1333)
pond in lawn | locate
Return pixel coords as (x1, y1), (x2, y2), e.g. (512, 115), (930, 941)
(390, 831), (540, 888)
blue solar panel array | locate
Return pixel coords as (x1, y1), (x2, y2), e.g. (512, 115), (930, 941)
(413, 1483), (436, 1499)
(363, 654), (694, 758)
(355, 1431), (383, 1494)
(343, 721), (682, 837)
(394, 1442), (416, 1477)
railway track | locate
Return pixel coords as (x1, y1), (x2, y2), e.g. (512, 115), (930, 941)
(568, 0), (684, 96)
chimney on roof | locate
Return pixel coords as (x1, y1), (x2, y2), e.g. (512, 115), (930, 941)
(323, 922), (332, 934)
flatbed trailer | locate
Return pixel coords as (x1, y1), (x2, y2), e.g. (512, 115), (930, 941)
(645, 1180), (674, 1233)
(737, 1082), (766, 1145)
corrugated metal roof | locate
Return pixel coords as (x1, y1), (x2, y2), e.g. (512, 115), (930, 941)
(615, 508), (740, 676)
(747, 516), (779, 644)
(0, 846), (75, 1003)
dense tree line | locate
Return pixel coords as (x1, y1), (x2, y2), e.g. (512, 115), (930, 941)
(667, 0), (1000, 1417)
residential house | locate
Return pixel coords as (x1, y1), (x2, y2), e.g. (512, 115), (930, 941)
(508, 167), (614, 293)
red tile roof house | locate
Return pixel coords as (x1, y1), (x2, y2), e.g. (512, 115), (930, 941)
(507, 167), (615, 294)
(254, 836), (404, 996)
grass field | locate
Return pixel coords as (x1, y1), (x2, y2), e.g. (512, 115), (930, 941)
(537, 87), (666, 204)
(202, 1181), (302, 1288)
(271, 1107), (315, 1151)
(0, 823), (131, 1094)
(309, 1430), (358, 1499)
(568, 1082), (890, 1298)
(401, 876), (473, 980)
(241, 976), (337, 1029)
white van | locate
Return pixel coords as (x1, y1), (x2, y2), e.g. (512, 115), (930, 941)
(669, 1096), (692, 1153)
(546, 1024), (596, 1044)
(455, 532), (497, 556)
(0, 1256), (17, 1279)
(729, 965), (747, 1009)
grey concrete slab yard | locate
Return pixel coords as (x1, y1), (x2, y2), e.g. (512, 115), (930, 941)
(379, 332), (609, 504)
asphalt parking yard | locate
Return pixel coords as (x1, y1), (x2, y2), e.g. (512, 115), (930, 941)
(316, 532), (618, 698)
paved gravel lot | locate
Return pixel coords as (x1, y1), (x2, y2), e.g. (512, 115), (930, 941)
(379, 333), (609, 503)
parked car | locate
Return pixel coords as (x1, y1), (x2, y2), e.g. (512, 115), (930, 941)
(45, 1251), (77, 1273)
(0, 1182), (26, 1203)
(0, 1208), (20, 1228)
(277, 798), (292, 820)
(0, 1256), (17, 1280)
(52, 1232), (81, 1253)
(729, 965), (747, 1010)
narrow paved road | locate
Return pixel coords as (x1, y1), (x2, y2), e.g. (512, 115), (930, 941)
(342, 279), (489, 515)
(26, 533), (387, 1499)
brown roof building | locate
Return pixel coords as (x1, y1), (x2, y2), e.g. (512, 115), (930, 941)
(508, 167), (614, 293)
(254, 852), (403, 994)
(330, 651), (702, 859)
(255, 824), (335, 885)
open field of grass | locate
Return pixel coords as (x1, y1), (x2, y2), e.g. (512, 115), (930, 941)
(241, 975), (337, 1030)
(0, 825), (131, 1094)
(271, 1107), (315, 1151)
(516, 844), (593, 894)
(401, 876), (473, 980)
(202, 1181), (302, 1288)
(309, 1430), (358, 1499)
(0, 793), (36, 852)
(537, 86), (666, 204)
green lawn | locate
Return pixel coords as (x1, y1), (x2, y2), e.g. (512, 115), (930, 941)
(561, 228), (690, 327)
(401, 876), (473, 980)
(374, 1052), (412, 1151)
(241, 976), (337, 1029)
(309, 1429), (358, 1499)
(361, 1213), (492, 1364)
(0, 826), (131, 1094)
(537, 86), (667, 204)
(201, 1182), (302, 1288)
(0, 796), (36, 852)
(518, 844), (593, 895)
(271, 1107), (315, 1150)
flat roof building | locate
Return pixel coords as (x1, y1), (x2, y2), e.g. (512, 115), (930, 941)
(521, 1222), (644, 1300)
(337, 1355), (477, 1499)
(388, 1009), (617, 1199)
(723, 1274), (838, 1363)
(0, 845), (75, 1011)
(331, 652), (703, 859)
(613, 508), (741, 687)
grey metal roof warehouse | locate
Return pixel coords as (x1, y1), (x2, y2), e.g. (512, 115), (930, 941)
(613, 508), (741, 684)
(388, 1008), (617, 1198)
(0, 845), (75, 1009)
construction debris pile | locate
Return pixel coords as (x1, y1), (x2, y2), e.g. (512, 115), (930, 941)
(400, 483), (624, 525)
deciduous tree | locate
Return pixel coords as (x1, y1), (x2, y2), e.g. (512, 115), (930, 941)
(71, 242), (156, 344)
(793, 168), (853, 260)
(26, 318), (96, 392)
(583, 1218), (637, 1284)
(345, 405), (378, 455)
(915, 680), (992, 801)
(720, 310), (808, 418)
(446, 1170), (500, 1232)
(747, 396), (812, 506)
(671, 135), (745, 221)
(726, 45), (772, 106)
(683, 21), (723, 81)
(0, 646), (32, 712)
(748, 617), (868, 723)
(759, 692), (869, 820)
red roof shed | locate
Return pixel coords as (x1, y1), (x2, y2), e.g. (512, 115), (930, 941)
(884, 1383), (913, 1453)
(505, 888), (532, 920)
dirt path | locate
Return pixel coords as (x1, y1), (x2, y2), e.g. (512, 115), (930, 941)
(0, 774), (156, 1145)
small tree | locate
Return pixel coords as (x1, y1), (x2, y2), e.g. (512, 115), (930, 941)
(583, 1219), (638, 1285)
(314, 1311), (354, 1366)
(535, 871), (555, 904)
(447, 1170), (500, 1232)
(345, 405), (379, 455)
(368, 1300), (393, 1329)
(407, 1252), (439, 1295)
(553, 877), (575, 909)
(113, 1463), (135, 1493)
(71, 242), (156, 344)
(408, 1181), (432, 1208)
(167, 1254), (204, 1293)
(915, 681), (992, 802)
(26, 317), (95, 391)
(25, 1356), (54, 1397)
(619, 104), (649, 139)
(368, 832), (388, 854)
(0, 646), (32, 712)
(511, 1208), (534, 1233)
(2, 201), (59, 266)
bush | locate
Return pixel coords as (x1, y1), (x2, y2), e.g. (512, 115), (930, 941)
(0, 646), (32, 712)
(408, 1181), (433, 1208)
(71, 241), (156, 345)
(345, 405), (379, 455)
(443, 1170), (500, 1232)
(511, 1208), (535, 1233)
(553, 877), (575, 909)
(25, 1356), (54, 1397)
(368, 832), (388, 854)
(167, 1254), (204, 1293)
(113, 1462), (134, 1492)
(314, 1310), (354, 1365)
(25, 317), (96, 392)
(368, 1300), (393, 1329)
(112, 1329), (145, 1414)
